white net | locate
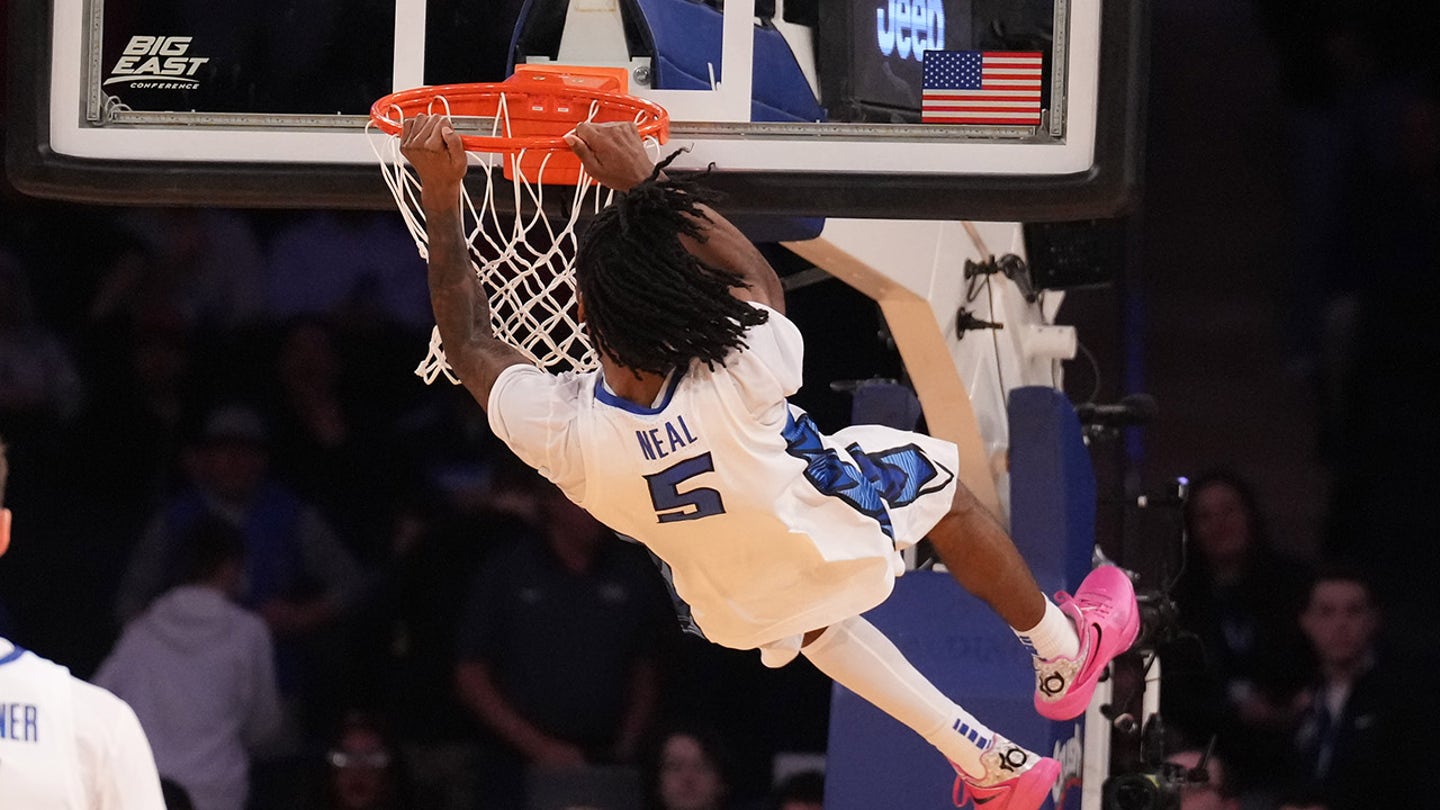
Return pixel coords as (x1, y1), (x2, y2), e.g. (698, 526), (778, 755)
(368, 93), (660, 383)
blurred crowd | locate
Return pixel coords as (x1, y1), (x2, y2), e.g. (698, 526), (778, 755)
(1153, 469), (1439, 810)
(0, 203), (834, 810)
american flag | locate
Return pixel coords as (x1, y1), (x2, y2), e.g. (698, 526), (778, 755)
(921, 50), (1043, 126)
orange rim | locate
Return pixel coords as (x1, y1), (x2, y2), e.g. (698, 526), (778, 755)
(369, 81), (670, 153)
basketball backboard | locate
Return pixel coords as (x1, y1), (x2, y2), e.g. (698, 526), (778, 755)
(7, 0), (1147, 219)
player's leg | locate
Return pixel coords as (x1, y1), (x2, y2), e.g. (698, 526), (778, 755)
(799, 617), (1060, 810)
(925, 482), (1054, 633)
(926, 481), (1140, 721)
(832, 422), (1138, 721)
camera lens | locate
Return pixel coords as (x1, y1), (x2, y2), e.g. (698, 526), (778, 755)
(1102, 773), (1180, 810)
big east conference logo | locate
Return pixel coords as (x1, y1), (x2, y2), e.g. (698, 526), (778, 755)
(105, 36), (210, 89)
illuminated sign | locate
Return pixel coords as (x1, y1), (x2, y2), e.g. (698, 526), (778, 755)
(876, 0), (946, 61)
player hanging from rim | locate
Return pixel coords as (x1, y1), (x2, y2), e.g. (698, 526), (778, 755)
(399, 114), (1139, 810)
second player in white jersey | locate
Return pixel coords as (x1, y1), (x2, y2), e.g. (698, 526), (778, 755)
(0, 639), (166, 809)
(489, 302), (959, 651)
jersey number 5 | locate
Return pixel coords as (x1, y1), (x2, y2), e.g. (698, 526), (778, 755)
(645, 453), (726, 523)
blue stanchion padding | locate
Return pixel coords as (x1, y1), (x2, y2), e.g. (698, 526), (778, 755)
(823, 386), (1094, 810)
(851, 383), (924, 432)
(635, 0), (825, 123)
(824, 572), (1085, 809)
(1006, 386), (1096, 598)
(724, 213), (826, 244)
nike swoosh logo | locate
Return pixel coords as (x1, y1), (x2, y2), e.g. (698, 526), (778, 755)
(1079, 623), (1103, 678)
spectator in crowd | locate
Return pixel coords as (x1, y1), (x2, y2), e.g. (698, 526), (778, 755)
(70, 298), (197, 514)
(264, 315), (402, 563)
(321, 711), (411, 810)
(0, 248), (84, 520)
(1163, 469), (1311, 793)
(262, 212), (437, 459)
(0, 248), (84, 431)
(62, 300), (201, 672)
(347, 461), (545, 810)
(1283, 565), (1429, 809)
(1, 249), (104, 670)
(644, 725), (742, 810)
(114, 404), (364, 624)
(95, 513), (284, 810)
(0, 436), (168, 808)
(114, 403), (366, 742)
(657, 627), (831, 803)
(1249, 0), (1440, 660)
(93, 208), (268, 332)
(455, 475), (679, 810)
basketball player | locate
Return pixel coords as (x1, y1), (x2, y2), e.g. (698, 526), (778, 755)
(0, 438), (168, 808)
(400, 115), (1138, 809)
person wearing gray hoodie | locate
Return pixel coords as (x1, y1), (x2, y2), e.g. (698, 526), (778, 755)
(96, 513), (283, 810)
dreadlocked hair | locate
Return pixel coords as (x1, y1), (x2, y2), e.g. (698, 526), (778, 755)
(575, 150), (770, 377)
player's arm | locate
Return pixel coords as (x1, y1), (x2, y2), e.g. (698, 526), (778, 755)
(401, 114), (530, 410)
(565, 121), (786, 315)
(681, 204), (786, 314)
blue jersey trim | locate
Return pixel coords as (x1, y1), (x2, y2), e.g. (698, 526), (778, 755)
(0, 645), (28, 667)
(595, 369), (685, 415)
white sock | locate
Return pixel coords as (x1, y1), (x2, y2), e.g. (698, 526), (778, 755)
(1013, 596), (1079, 661)
(801, 616), (995, 775)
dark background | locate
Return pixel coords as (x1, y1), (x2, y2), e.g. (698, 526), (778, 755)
(3, 0), (1439, 802)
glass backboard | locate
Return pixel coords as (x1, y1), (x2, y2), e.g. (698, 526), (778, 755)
(6, 0), (1147, 219)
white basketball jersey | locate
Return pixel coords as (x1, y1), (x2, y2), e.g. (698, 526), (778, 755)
(0, 645), (88, 808)
(489, 303), (958, 650)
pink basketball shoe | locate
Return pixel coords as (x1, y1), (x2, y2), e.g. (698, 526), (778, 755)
(951, 738), (1061, 810)
(1033, 565), (1140, 721)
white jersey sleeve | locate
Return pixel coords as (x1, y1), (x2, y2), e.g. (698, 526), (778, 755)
(718, 302), (804, 417)
(72, 680), (167, 810)
(487, 365), (588, 499)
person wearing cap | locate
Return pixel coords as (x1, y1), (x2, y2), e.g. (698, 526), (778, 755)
(116, 404), (364, 628)
(114, 403), (366, 747)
